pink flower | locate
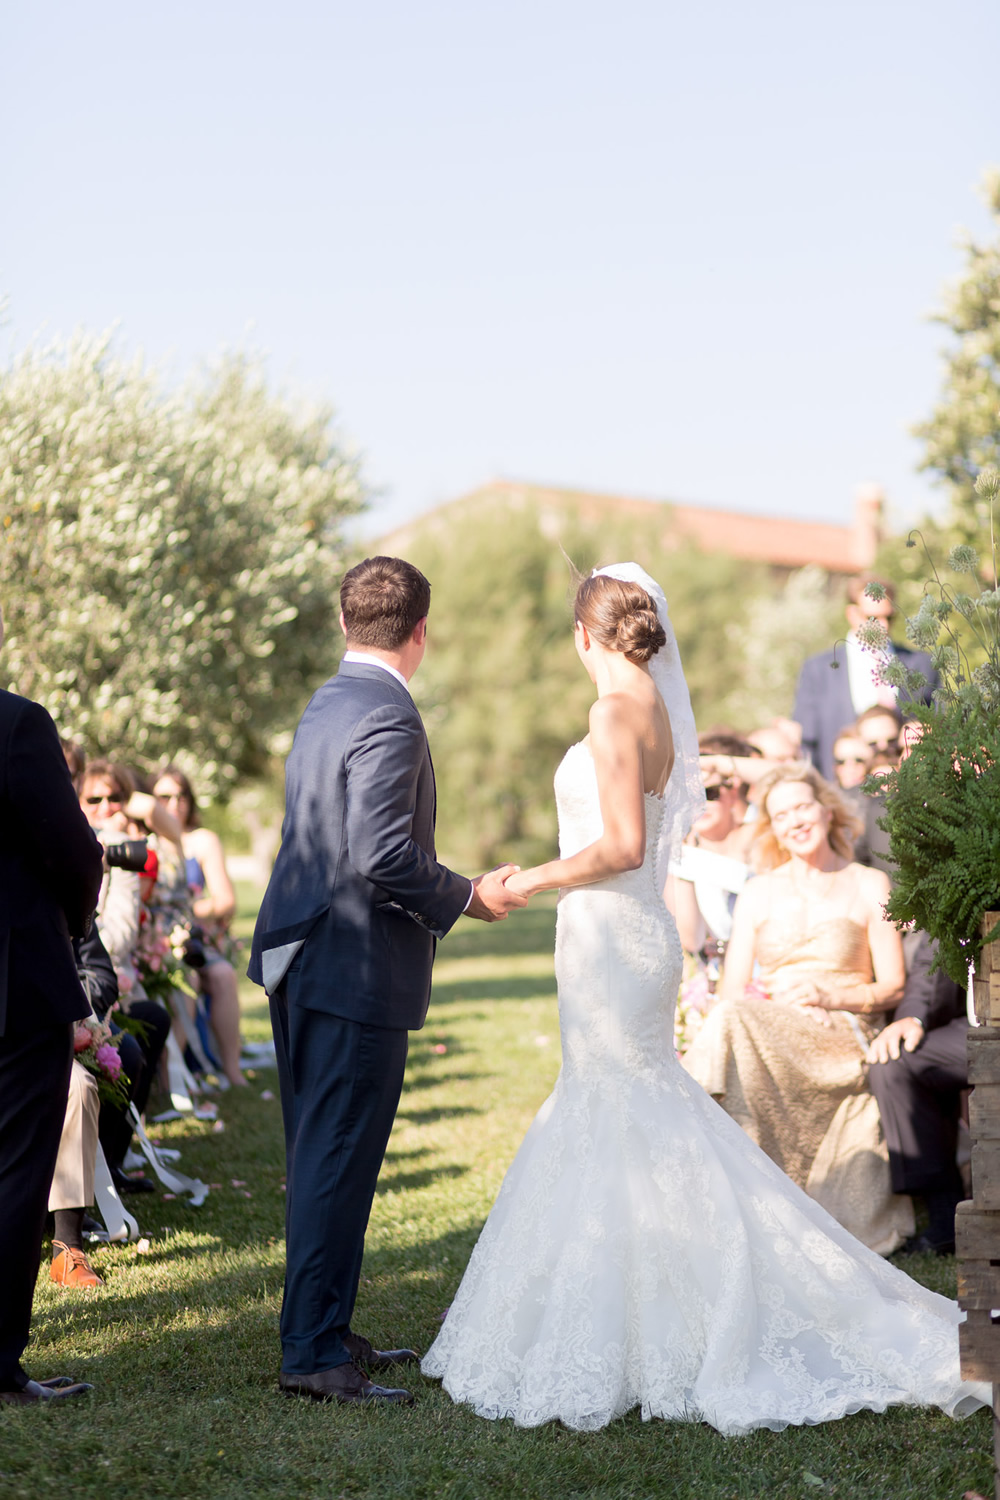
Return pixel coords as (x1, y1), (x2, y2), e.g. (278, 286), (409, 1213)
(73, 1024), (93, 1053)
(95, 1044), (122, 1080)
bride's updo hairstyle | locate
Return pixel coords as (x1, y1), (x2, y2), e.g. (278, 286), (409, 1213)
(574, 574), (667, 664)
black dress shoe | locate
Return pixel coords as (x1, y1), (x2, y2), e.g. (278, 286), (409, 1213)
(110, 1165), (155, 1195)
(898, 1231), (956, 1257)
(343, 1332), (420, 1371)
(278, 1362), (414, 1405)
(0, 1379), (93, 1405)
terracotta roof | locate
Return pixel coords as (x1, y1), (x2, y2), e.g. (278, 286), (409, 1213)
(381, 480), (883, 574)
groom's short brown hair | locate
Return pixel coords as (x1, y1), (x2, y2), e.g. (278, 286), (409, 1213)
(340, 556), (431, 650)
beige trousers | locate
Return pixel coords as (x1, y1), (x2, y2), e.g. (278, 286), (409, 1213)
(48, 1060), (99, 1211)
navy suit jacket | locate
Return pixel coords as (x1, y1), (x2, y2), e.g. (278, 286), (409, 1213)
(0, 689), (104, 1037)
(793, 644), (938, 782)
(249, 662), (470, 1031)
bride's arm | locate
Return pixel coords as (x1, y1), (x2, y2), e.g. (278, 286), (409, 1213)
(504, 696), (647, 898)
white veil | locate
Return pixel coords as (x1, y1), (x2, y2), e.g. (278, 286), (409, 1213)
(593, 563), (705, 886)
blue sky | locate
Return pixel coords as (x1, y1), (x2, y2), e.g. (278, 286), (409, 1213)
(3, 0), (997, 537)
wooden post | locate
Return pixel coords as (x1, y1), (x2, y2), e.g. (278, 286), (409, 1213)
(957, 915), (1000, 1497)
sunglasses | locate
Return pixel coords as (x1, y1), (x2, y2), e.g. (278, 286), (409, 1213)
(703, 785), (723, 801)
(84, 793), (124, 806)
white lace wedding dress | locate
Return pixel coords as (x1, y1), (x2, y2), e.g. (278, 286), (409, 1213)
(421, 741), (988, 1434)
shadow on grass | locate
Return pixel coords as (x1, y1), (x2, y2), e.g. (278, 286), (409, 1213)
(430, 974), (557, 1006)
(404, 1070), (490, 1094)
(378, 1163), (467, 1195)
(442, 903), (557, 962)
(396, 1103), (483, 1127)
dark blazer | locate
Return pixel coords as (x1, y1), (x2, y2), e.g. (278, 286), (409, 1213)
(895, 928), (966, 1031)
(793, 644), (937, 782)
(0, 690), (104, 1036)
(249, 662), (470, 1031)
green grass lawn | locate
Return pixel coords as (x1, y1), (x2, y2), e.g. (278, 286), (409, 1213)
(0, 891), (993, 1499)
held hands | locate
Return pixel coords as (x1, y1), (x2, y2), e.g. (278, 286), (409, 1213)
(466, 864), (529, 923)
(866, 1016), (924, 1065)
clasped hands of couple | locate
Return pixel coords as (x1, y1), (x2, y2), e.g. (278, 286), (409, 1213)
(465, 862), (537, 923)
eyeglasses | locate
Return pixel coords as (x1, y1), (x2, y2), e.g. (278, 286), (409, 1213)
(84, 793), (124, 807)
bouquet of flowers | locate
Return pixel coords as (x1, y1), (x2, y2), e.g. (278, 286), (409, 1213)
(674, 966), (716, 1056)
(73, 1016), (130, 1107)
(134, 908), (194, 1005)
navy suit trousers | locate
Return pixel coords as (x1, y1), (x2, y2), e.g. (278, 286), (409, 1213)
(270, 967), (408, 1374)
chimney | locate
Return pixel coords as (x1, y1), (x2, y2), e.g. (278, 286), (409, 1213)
(851, 483), (884, 569)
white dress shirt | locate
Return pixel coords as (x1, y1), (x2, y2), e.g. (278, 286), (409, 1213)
(844, 632), (897, 714)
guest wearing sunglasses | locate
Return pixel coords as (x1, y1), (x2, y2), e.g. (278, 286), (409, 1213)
(665, 733), (758, 963)
(78, 761), (176, 1191)
(831, 728), (874, 790)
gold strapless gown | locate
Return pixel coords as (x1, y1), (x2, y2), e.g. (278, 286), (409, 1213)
(682, 916), (914, 1254)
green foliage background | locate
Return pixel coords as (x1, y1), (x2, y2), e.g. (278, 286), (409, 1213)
(0, 335), (362, 794)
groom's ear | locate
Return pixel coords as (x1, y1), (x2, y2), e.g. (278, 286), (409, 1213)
(339, 610), (348, 639)
(412, 617), (428, 646)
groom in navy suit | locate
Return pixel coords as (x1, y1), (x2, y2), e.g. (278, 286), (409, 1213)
(250, 556), (525, 1404)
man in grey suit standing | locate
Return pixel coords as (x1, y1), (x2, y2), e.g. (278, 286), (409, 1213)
(793, 575), (937, 782)
(249, 556), (525, 1405)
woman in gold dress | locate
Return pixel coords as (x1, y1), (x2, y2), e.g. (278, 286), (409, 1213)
(683, 763), (914, 1254)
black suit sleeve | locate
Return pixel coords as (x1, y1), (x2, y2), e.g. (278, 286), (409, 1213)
(896, 930), (966, 1031)
(72, 922), (119, 1018)
(9, 699), (103, 937)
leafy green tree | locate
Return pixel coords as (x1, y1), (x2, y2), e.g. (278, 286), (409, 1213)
(0, 334), (362, 792)
(916, 169), (1000, 548)
(877, 171), (1000, 658)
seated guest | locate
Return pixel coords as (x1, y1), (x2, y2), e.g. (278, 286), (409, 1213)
(74, 911), (169, 1196)
(854, 704), (904, 767)
(866, 931), (968, 1256)
(78, 763), (172, 1186)
(831, 727), (873, 790)
(48, 1058), (103, 1289)
(151, 766), (246, 1087)
(746, 722), (800, 763)
(666, 733), (757, 959)
(683, 763), (913, 1254)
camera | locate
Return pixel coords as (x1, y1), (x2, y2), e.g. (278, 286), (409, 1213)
(183, 925), (208, 969)
(103, 838), (149, 873)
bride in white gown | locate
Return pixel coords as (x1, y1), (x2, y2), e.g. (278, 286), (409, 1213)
(421, 563), (987, 1435)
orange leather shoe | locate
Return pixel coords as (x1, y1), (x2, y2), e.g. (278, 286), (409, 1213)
(50, 1241), (104, 1289)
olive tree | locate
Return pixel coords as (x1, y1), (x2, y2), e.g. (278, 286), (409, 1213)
(0, 334), (362, 792)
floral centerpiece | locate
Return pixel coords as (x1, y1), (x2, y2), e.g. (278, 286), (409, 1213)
(73, 1015), (130, 1106)
(865, 466), (1000, 985)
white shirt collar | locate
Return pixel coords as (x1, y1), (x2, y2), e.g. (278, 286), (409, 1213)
(342, 651), (410, 694)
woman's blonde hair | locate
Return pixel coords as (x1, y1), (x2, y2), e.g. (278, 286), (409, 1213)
(752, 761), (861, 870)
